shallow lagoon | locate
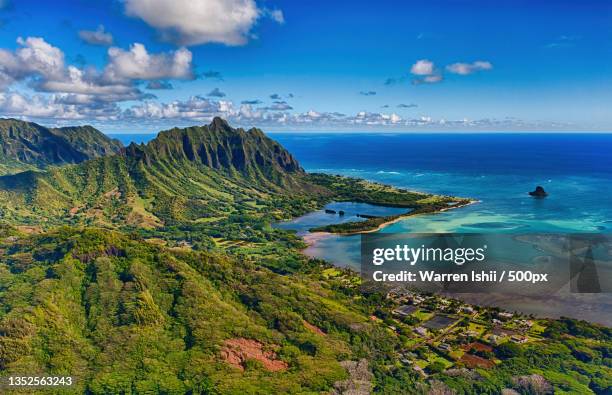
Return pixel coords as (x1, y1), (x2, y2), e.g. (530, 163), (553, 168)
(273, 201), (407, 236)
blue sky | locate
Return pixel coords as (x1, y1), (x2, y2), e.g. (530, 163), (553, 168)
(0, 0), (611, 133)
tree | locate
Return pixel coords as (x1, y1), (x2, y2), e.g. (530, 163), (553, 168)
(495, 342), (523, 359)
(426, 361), (446, 374)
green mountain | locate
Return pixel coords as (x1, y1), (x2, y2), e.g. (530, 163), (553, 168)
(0, 227), (373, 393)
(0, 119), (123, 175)
(0, 117), (442, 230)
(2, 119), (604, 394)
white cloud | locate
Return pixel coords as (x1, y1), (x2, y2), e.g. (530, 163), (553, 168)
(0, 37), (65, 86)
(78, 25), (114, 46)
(410, 59), (435, 75)
(1, 91), (565, 130)
(38, 65), (142, 101)
(104, 43), (194, 82)
(125, 96), (228, 121)
(0, 37), (196, 110)
(0, 91), (120, 120)
(123, 0), (282, 46)
(446, 61), (493, 75)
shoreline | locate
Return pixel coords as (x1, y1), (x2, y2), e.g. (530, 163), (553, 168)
(309, 198), (479, 236)
(343, 198), (480, 235)
(300, 198), (479, 249)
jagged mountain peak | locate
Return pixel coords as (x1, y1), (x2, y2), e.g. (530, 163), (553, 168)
(125, 118), (304, 175)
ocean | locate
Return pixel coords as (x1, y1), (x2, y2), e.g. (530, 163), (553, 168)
(110, 132), (612, 234)
(109, 132), (612, 323)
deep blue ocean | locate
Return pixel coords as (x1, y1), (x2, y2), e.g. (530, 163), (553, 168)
(111, 132), (612, 233)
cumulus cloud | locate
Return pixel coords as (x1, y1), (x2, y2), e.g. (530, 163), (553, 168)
(146, 80), (173, 89)
(207, 87), (226, 97)
(0, 36), (65, 87)
(446, 61), (493, 75)
(269, 93), (281, 100)
(78, 25), (113, 46)
(124, 95), (229, 121)
(123, 0), (283, 46)
(359, 91), (376, 96)
(38, 65), (143, 100)
(0, 91), (120, 120)
(408, 59), (443, 84)
(104, 43), (194, 82)
(410, 59), (435, 76)
(2, 90), (560, 130)
(0, 36), (201, 119)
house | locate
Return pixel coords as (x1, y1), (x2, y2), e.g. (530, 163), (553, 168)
(460, 305), (474, 314)
(498, 312), (514, 320)
(438, 343), (452, 351)
(510, 335), (528, 344)
(412, 296), (425, 304)
(414, 326), (428, 337)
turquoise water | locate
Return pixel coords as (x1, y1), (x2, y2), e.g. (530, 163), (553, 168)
(108, 132), (612, 323)
(109, 132), (612, 234)
(270, 133), (612, 234)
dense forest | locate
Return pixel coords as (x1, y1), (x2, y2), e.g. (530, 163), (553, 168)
(0, 119), (610, 394)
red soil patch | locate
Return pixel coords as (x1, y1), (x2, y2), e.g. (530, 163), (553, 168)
(460, 353), (495, 369)
(303, 320), (326, 336)
(221, 338), (288, 372)
(15, 226), (42, 234)
(462, 342), (493, 353)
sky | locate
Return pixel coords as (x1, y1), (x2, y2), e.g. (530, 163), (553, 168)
(0, 0), (611, 133)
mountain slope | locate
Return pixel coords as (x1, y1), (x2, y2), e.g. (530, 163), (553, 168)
(0, 119), (122, 175)
(0, 227), (384, 393)
(0, 118), (329, 227)
(0, 118), (449, 229)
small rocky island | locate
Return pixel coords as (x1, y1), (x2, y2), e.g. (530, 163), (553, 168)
(529, 186), (548, 198)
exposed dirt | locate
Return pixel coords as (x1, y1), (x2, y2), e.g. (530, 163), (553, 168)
(15, 225), (42, 234)
(460, 353), (495, 369)
(303, 320), (326, 336)
(462, 342), (493, 353)
(221, 338), (287, 372)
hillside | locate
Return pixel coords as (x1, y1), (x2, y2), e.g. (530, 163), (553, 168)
(0, 119), (122, 175)
(0, 227), (383, 393)
(0, 120), (610, 394)
(0, 118), (445, 230)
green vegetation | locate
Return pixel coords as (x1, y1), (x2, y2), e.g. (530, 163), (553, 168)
(0, 118), (609, 394)
(0, 118), (122, 175)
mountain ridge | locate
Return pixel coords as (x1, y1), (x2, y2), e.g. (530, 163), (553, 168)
(0, 118), (123, 175)
(0, 118), (328, 227)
